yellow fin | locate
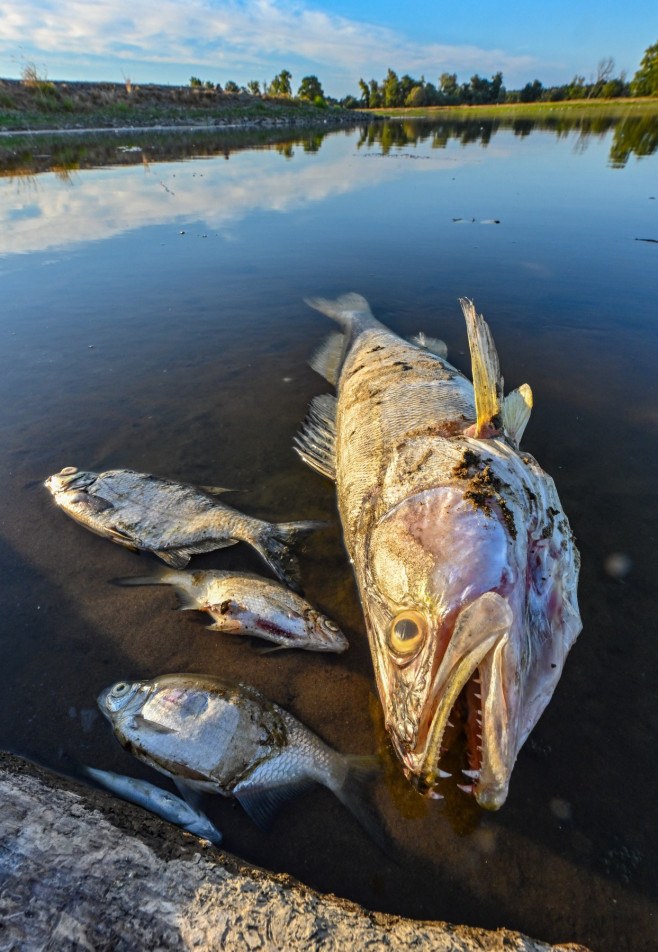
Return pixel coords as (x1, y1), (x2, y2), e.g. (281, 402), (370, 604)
(502, 384), (533, 446)
(460, 298), (503, 438)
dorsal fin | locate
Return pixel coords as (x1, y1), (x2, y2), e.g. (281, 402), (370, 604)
(460, 298), (504, 438)
(502, 383), (533, 446)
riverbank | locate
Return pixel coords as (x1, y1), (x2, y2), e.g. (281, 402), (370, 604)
(366, 97), (658, 121)
(0, 78), (369, 132)
(0, 751), (591, 952)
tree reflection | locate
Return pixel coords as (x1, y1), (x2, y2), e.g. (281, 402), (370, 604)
(609, 115), (658, 167)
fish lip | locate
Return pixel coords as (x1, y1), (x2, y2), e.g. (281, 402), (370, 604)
(390, 592), (513, 804)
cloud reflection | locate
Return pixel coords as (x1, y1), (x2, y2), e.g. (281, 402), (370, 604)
(0, 138), (458, 256)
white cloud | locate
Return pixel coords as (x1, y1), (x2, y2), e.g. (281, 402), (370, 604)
(0, 0), (536, 93)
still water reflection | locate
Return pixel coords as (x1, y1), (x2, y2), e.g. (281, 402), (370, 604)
(1, 116), (656, 952)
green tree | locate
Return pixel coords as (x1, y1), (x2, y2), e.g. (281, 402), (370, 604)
(358, 78), (370, 106)
(224, 80), (240, 94)
(269, 69), (292, 97)
(519, 79), (543, 102)
(189, 76), (202, 87)
(246, 80), (261, 96)
(631, 40), (658, 96)
(368, 78), (382, 107)
(383, 68), (402, 106)
(567, 75), (586, 99)
(297, 75), (324, 101)
(405, 85), (427, 107)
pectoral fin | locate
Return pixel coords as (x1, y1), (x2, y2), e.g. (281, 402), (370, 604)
(294, 393), (337, 481)
(502, 383), (533, 446)
(234, 780), (315, 831)
(132, 715), (179, 735)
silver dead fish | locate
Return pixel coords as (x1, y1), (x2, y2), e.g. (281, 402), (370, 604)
(45, 467), (322, 590)
(98, 673), (382, 843)
(78, 763), (223, 844)
(117, 568), (348, 652)
(295, 293), (581, 809)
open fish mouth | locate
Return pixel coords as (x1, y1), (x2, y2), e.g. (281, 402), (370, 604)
(394, 591), (513, 809)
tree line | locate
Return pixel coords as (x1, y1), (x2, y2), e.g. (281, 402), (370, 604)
(190, 40), (658, 108)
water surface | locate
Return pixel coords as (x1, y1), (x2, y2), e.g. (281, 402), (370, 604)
(1, 116), (656, 951)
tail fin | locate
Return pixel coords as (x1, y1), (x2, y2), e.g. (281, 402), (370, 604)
(333, 755), (395, 858)
(114, 569), (204, 611)
(305, 293), (379, 333)
(251, 519), (325, 593)
(113, 573), (169, 588)
(460, 298), (504, 438)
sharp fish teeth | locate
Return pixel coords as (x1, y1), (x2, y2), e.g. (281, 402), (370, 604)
(457, 784), (474, 794)
(427, 790), (444, 800)
(437, 769), (452, 779)
(462, 769), (480, 780)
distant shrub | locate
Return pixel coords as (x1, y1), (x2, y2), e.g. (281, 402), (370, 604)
(189, 77), (202, 88)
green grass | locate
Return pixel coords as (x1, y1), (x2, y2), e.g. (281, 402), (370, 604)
(366, 98), (658, 120)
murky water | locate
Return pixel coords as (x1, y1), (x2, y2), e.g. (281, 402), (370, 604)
(1, 115), (657, 951)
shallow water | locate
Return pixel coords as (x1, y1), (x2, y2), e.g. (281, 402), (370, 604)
(1, 116), (657, 951)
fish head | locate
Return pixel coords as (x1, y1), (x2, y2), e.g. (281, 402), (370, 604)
(361, 481), (580, 809)
(98, 679), (148, 727)
(45, 467), (97, 499)
(303, 610), (350, 652)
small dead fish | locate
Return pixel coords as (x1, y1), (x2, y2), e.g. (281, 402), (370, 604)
(45, 467), (323, 591)
(117, 568), (348, 652)
(78, 763), (223, 844)
(98, 673), (384, 847)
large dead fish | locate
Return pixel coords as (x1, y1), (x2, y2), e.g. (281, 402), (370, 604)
(98, 673), (383, 845)
(295, 293), (581, 809)
(45, 467), (321, 591)
(117, 567), (349, 652)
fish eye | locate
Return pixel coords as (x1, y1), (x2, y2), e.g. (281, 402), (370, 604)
(111, 682), (132, 697)
(387, 610), (426, 661)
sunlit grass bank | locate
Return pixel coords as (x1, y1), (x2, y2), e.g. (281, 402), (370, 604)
(366, 98), (658, 120)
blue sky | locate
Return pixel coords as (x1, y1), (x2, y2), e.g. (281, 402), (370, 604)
(0, 0), (655, 98)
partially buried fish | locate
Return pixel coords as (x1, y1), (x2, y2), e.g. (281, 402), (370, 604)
(117, 568), (348, 652)
(98, 673), (383, 845)
(45, 467), (322, 590)
(295, 293), (582, 809)
(78, 763), (223, 844)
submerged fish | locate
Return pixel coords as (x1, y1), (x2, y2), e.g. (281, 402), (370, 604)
(78, 763), (223, 844)
(98, 673), (382, 844)
(295, 293), (581, 809)
(117, 568), (348, 652)
(45, 467), (321, 590)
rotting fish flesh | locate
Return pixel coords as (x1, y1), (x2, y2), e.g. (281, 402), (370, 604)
(98, 673), (385, 847)
(45, 467), (322, 591)
(78, 763), (223, 844)
(116, 568), (349, 652)
(295, 293), (581, 809)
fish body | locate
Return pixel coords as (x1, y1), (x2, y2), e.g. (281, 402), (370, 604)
(295, 293), (581, 809)
(78, 763), (223, 844)
(45, 467), (321, 590)
(118, 568), (348, 652)
(98, 673), (381, 841)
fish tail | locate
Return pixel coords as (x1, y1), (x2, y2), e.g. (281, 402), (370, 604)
(305, 293), (379, 334)
(112, 568), (180, 589)
(251, 519), (325, 593)
(332, 754), (394, 858)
